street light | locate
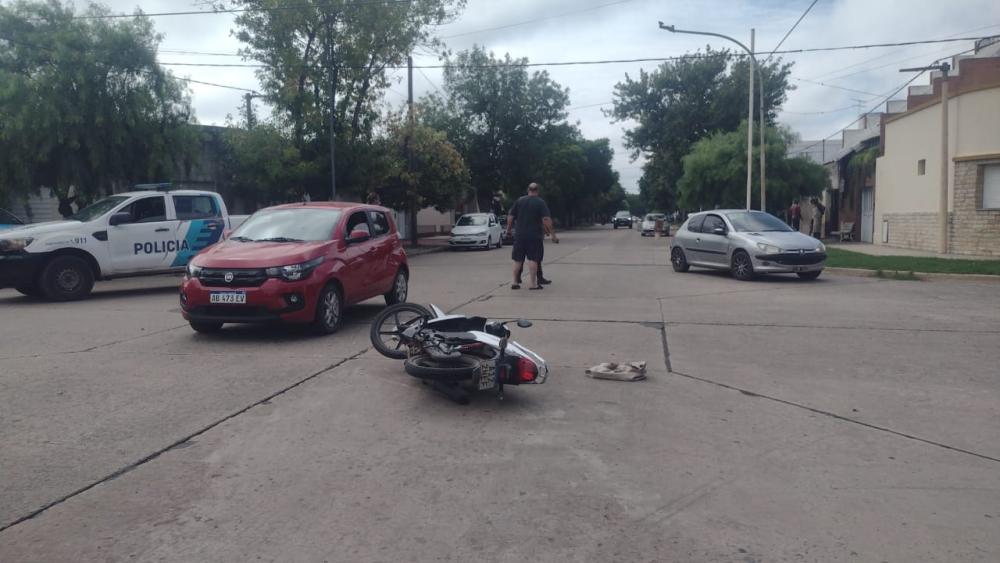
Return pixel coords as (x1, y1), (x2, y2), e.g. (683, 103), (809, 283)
(659, 23), (767, 211)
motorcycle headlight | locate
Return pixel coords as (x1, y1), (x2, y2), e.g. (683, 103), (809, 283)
(816, 242), (826, 253)
(0, 237), (34, 253)
(756, 242), (782, 254)
(187, 263), (203, 278)
(266, 256), (324, 281)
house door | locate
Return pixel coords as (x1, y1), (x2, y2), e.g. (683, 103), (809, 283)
(860, 187), (874, 243)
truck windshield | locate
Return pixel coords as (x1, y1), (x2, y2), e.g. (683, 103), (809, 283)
(232, 208), (344, 242)
(70, 196), (130, 222)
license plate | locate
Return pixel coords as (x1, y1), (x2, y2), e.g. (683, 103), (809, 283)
(477, 364), (497, 391)
(210, 291), (246, 304)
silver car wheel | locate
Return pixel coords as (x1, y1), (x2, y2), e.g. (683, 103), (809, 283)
(732, 251), (754, 281)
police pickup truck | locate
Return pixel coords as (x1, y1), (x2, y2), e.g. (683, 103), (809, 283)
(0, 188), (246, 300)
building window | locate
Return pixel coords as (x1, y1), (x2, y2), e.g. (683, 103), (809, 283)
(983, 164), (1000, 210)
(917, 159), (926, 175)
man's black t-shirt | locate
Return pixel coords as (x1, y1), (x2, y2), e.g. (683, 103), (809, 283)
(509, 195), (551, 240)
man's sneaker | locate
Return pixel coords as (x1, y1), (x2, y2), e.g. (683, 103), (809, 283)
(539, 277), (552, 285)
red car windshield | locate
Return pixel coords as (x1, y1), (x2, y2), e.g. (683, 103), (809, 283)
(232, 208), (344, 242)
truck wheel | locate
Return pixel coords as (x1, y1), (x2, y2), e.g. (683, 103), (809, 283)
(15, 284), (43, 298)
(190, 321), (223, 333)
(40, 255), (94, 301)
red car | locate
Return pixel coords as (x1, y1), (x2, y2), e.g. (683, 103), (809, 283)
(180, 202), (408, 334)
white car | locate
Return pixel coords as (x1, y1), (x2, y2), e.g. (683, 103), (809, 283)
(0, 188), (247, 300)
(640, 213), (667, 236)
(449, 213), (503, 250)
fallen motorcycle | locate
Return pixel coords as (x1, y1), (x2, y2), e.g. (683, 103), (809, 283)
(369, 303), (549, 404)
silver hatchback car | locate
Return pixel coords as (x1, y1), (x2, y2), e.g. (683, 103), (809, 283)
(670, 210), (826, 281)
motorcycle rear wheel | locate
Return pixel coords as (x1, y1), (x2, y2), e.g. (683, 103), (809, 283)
(370, 303), (432, 359)
(404, 354), (482, 381)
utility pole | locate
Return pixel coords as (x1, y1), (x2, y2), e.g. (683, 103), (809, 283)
(661, 23), (765, 211)
(407, 55), (417, 246)
(244, 93), (254, 128)
(901, 63), (950, 253)
(758, 29), (766, 212)
(325, 15), (338, 201)
(747, 29), (755, 211)
(243, 92), (263, 128)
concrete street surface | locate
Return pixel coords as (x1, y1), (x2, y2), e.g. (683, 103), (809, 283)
(2, 227), (998, 562)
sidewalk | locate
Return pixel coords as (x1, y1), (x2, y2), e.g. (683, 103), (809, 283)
(403, 235), (449, 256)
(827, 242), (999, 261)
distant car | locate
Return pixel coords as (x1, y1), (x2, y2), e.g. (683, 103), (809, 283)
(0, 208), (24, 231)
(670, 210), (826, 281)
(612, 210), (632, 229)
(640, 213), (667, 237)
(449, 213), (503, 250)
(180, 202), (408, 334)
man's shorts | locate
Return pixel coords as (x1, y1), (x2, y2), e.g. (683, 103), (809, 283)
(511, 238), (544, 263)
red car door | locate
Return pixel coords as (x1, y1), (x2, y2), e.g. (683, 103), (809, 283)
(367, 209), (396, 294)
(339, 210), (377, 303)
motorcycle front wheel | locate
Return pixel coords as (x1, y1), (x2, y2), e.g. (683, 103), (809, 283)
(370, 302), (432, 359)
(404, 354), (482, 381)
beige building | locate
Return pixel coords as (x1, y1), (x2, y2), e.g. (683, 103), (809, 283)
(874, 41), (1000, 255)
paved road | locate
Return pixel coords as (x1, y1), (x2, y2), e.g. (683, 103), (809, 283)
(2, 227), (999, 562)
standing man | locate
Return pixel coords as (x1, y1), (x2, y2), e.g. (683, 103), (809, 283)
(507, 182), (558, 290)
(789, 198), (801, 231)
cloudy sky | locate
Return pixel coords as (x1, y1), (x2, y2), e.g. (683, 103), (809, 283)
(102, 0), (1000, 192)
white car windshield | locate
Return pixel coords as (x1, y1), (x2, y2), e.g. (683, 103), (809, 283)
(457, 215), (487, 226)
(231, 208), (343, 242)
(725, 211), (793, 232)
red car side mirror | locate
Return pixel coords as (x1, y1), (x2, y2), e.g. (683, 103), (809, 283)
(347, 229), (371, 244)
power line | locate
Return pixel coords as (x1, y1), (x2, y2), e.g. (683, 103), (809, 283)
(567, 101), (614, 110)
(54, 0), (412, 20)
(417, 67), (443, 95)
(781, 104), (857, 115)
(154, 35), (993, 69)
(790, 77), (883, 97)
(806, 22), (1000, 82)
(763, 0), (820, 65)
(175, 76), (258, 93)
(786, 47), (973, 158)
(439, 0), (635, 39)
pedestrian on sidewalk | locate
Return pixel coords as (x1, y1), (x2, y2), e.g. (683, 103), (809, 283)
(809, 197), (826, 238)
(789, 199), (801, 231)
(507, 182), (558, 290)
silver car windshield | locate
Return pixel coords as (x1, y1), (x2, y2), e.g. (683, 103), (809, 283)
(725, 211), (793, 233)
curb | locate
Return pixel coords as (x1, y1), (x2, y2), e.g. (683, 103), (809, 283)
(405, 245), (448, 257)
(825, 267), (1000, 283)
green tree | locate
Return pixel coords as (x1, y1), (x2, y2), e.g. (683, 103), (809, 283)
(677, 122), (829, 210)
(625, 193), (646, 216)
(225, 0), (465, 197)
(0, 0), (197, 207)
(421, 46), (570, 209)
(381, 118), (470, 213)
(222, 122), (320, 205)
(609, 48), (793, 212)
